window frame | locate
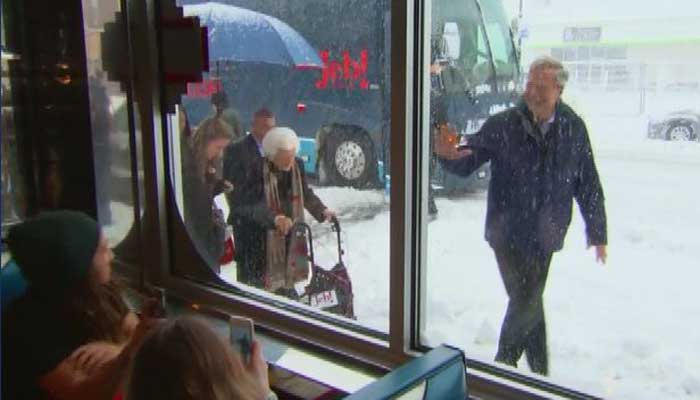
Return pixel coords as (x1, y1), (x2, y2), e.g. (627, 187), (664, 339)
(128, 0), (415, 370)
(123, 0), (609, 397)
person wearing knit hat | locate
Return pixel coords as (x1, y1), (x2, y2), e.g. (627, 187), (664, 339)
(2, 210), (157, 400)
(6, 210), (102, 293)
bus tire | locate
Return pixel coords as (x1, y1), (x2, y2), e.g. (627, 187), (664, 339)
(323, 127), (377, 188)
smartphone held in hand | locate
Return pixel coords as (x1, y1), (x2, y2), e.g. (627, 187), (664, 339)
(142, 286), (167, 318)
(229, 315), (255, 362)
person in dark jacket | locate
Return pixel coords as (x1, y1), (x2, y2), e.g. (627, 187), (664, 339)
(182, 111), (234, 272)
(223, 107), (276, 198)
(230, 127), (336, 294)
(435, 56), (607, 376)
(222, 108), (275, 275)
(1, 211), (157, 400)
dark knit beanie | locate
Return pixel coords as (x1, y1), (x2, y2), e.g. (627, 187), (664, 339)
(6, 210), (101, 293)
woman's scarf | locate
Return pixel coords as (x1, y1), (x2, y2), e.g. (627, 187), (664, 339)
(263, 160), (310, 291)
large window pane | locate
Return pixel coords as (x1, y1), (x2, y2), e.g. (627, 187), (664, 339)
(170, 0), (391, 333)
(423, 1), (700, 398)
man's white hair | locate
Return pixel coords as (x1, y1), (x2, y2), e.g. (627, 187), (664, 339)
(262, 127), (300, 159)
(530, 56), (569, 88)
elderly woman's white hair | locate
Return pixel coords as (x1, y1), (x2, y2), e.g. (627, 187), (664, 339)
(262, 127), (300, 159)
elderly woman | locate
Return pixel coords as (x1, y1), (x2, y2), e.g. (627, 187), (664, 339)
(230, 127), (335, 294)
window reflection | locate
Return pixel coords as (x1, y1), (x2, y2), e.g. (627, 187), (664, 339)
(1, 69), (27, 228)
(81, 0), (142, 264)
(181, 109), (233, 272)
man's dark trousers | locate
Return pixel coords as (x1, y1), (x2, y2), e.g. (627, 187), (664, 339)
(494, 245), (553, 376)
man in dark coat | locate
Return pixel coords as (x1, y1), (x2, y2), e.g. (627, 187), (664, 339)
(223, 107), (276, 195)
(435, 56), (607, 376)
(223, 108), (276, 276)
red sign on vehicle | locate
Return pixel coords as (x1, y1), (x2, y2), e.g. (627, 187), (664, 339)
(186, 78), (222, 98)
(315, 49), (369, 90)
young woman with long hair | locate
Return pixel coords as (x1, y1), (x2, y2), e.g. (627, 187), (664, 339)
(126, 315), (272, 400)
(1, 210), (157, 400)
(181, 108), (235, 270)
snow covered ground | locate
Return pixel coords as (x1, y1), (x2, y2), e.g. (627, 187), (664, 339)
(303, 112), (700, 399)
(422, 150), (700, 399)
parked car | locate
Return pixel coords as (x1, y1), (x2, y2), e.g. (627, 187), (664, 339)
(647, 110), (700, 141)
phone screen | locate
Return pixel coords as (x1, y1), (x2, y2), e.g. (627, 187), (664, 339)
(229, 316), (254, 362)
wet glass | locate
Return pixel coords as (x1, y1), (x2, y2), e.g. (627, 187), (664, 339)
(170, 0), (392, 333)
(422, 0), (700, 398)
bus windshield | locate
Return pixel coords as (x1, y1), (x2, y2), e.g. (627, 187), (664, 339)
(432, 0), (517, 89)
(478, 0), (518, 79)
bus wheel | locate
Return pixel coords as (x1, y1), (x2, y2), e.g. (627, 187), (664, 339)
(323, 128), (377, 188)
